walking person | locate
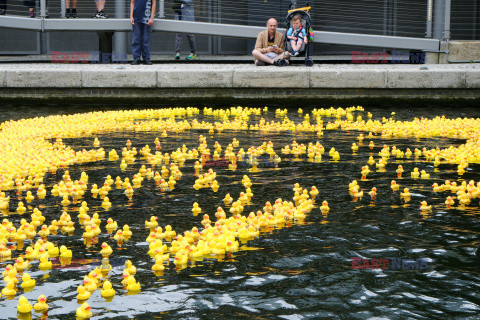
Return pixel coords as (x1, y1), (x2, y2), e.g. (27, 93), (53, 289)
(173, 0), (197, 60)
(65, 0), (78, 18)
(93, 0), (108, 18)
(130, 0), (155, 64)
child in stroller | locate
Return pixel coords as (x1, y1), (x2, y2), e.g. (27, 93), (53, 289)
(287, 14), (307, 56)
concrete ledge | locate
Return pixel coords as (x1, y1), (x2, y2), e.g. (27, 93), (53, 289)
(310, 69), (386, 88)
(386, 70), (466, 89)
(233, 68), (310, 88)
(0, 70), (5, 87)
(157, 69), (233, 88)
(81, 69), (157, 88)
(465, 70), (480, 88)
(6, 69), (82, 88)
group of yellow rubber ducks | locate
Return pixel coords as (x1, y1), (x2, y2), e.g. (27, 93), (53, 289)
(0, 106), (478, 318)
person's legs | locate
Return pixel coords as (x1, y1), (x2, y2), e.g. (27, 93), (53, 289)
(141, 24), (151, 62)
(175, 33), (183, 55)
(252, 49), (274, 65)
(131, 23), (142, 62)
(187, 34), (196, 54)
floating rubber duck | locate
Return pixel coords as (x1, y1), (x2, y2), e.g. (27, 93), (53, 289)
(21, 272), (36, 289)
(369, 141), (375, 150)
(100, 242), (113, 258)
(33, 295), (49, 312)
(101, 280), (115, 298)
(76, 285), (91, 301)
(420, 201), (432, 211)
(17, 296), (33, 314)
(76, 302), (92, 319)
(400, 188), (411, 198)
(25, 191), (34, 203)
(309, 186), (319, 198)
(39, 256), (52, 270)
(320, 201), (330, 214)
(15, 257), (29, 271)
(445, 196), (455, 208)
(152, 256), (165, 272)
(191, 203), (201, 216)
(2, 280), (16, 296)
(124, 260), (137, 275)
(61, 195), (70, 206)
(122, 225), (132, 238)
(361, 165), (370, 180)
(420, 170), (430, 179)
(368, 187), (377, 199)
(113, 230), (124, 245)
(396, 165), (404, 178)
(411, 167), (420, 179)
(125, 275), (141, 292)
(391, 180), (399, 192)
(17, 202), (26, 215)
(105, 218), (118, 233)
(82, 275), (97, 292)
(102, 197), (112, 209)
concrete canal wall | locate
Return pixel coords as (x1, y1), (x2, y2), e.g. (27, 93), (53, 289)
(0, 63), (479, 101)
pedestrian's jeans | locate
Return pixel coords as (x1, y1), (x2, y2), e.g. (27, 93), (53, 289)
(132, 22), (151, 61)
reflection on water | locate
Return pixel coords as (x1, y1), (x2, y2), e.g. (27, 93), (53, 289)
(0, 105), (479, 319)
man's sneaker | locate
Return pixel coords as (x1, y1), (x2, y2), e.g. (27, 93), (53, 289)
(94, 10), (108, 18)
(185, 53), (197, 60)
(254, 59), (265, 66)
(131, 60), (141, 65)
(143, 59), (153, 65)
(65, 8), (71, 18)
(0, 9), (6, 15)
(71, 9), (78, 18)
(175, 53), (180, 60)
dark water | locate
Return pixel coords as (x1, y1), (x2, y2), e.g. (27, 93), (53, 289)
(0, 104), (480, 320)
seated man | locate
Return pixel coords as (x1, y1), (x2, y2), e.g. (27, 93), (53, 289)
(252, 18), (290, 66)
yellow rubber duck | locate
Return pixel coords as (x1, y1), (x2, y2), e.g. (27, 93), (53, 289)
(368, 187), (377, 198)
(61, 195), (70, 206)
(33, 295), (49, 312)
(351, 143), (358, 153)
(76, 285), (91, 300)
(106, 218), (118, 232)
(14, 257), (29, 271)
(126, 276), (141, 292)
(90, 184), (99, 196)
(211, 180), (219, 192)
(152, 257), (165, 272)
(82, 276), (97, 292)
(39, 256), (52, 270)
(17, 201), (26, 214)
(17, 296), (33, 314)
(420, 201), (432, 211)
(122, 225), (132, 238)
(100, 242), (113, 258)
(445, 196), (455, 208)
(391, 180), (399, 192)
(191, 203), (201, 216)
(396, 165), (404, 178)
(25, 191), (35, 203)
(124, 260), (137, 275)
(101, 280), (115, 298)
(101, 197), (112, 209)
(411, 167), (420, 179)
(145, 216), (158, 231)
(21, 272), (36, 289)
(76, 302), (92, 318)
(420, 170), (430, 179)
(2, 280), (17, 296)
(400, 188), (411, 198)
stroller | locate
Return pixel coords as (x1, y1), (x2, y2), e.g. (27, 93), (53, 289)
(278, 1), (314, 67)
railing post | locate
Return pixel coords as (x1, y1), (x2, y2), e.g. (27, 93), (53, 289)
(40, 0), (46, 18)
(443, 0), (451, 40)
(113, 0), (126, 63)
(158, 0), (164, 18)
(426, 0), (433, 37)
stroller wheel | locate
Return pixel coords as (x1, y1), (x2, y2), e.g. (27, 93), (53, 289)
(305, 59), (314, 67)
